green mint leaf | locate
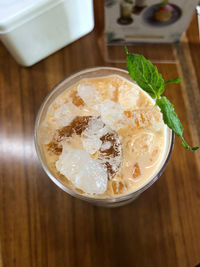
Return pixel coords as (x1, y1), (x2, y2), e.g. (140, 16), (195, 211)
(126, 51), (164, 99)
(164, 78), (181, 86)
(181, 138), (199, 151)
(156, 97), (183, 136)
(125, 49), (199, 151)
(156, 97), (199, 151)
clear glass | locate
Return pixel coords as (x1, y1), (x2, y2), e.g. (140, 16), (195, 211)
(34, 67), (174, 207)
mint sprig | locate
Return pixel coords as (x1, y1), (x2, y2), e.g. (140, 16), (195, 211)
(125, 48), (199, 151)
(126, 49), (164, 99)
(156, 97), (199, 151)
(164, 78), (181, 86)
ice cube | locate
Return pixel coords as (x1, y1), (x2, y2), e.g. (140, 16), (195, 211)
(132, 163), (141, 179)
(81, 117), (108, 154)
(118, 84), (139, 110)
(77, 83), (100, 107)
(81, 136), (102, 155)
(87, 116), (105, 133)
(79, 106), (100, 117)
(100, 100), (126, 130)
(70, 90), (85, 107)
(98, 131), (122, 180)
(131, 132), (155, 155)
(54, 102), (79, 127)
(56, 145), (107, 194)
(101, 141), (112, 151)
(112, 180), (125, 195)
(126, 107), (163, 131)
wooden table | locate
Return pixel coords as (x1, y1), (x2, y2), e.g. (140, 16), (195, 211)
(0, 2), (200, 267)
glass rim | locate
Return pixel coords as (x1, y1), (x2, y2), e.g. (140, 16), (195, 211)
(34, 66), (174, 204)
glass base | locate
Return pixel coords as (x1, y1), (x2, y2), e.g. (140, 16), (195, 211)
(86, 194), (140, 208)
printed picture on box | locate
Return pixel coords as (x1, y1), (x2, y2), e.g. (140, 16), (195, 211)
(105, 0), (198, 43)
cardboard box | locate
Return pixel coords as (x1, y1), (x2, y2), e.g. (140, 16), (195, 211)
(105, 0), (199, 44)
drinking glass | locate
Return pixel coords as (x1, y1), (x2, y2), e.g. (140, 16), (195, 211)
(34, 67), (174, 207)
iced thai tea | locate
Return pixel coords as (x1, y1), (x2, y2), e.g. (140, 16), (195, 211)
(36, 68), (172, 202)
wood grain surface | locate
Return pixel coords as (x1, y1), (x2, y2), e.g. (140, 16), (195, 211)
(0, 1), (200, 267)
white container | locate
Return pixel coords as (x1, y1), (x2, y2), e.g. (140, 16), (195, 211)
(0, 0), (94, 66)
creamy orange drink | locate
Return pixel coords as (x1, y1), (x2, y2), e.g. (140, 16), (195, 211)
(36, 67), (172, 204)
